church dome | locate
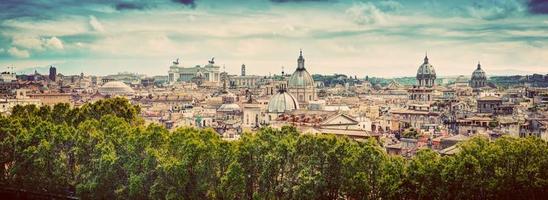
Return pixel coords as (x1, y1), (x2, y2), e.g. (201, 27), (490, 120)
(288, 50), (315, 88)
(98, 81), (134, 96)
(416, 55), (436, 80)
(288, 69), (314, 88)
(471, 63), (486, 80)
(267, 90), (299, 113)
(455, 75), (469, 83)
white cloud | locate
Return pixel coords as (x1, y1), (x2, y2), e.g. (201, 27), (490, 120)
(11, 36), (64, 51)
(345, 3), (386, 25)
(89, 15), (105, 32)
(12, 36), (43, 50)
(45, 37), (64, 49)
(376, 0), (403, 12)
(8, 47), (30, 58)
(467, 0), (524, 20)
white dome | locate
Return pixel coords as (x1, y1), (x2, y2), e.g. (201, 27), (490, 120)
(98, 81), (135, 96)
(288, 69), (314, 88)
(268, 91), (299, 113)
(455, 75), (469, 83)
(217, 103), (241, 112)
(288, 50), (315, 88)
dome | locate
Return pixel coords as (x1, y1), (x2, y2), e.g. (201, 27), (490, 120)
(455, 75), (469, 83)
(98, 81), (135, 96)
(288, 69), (314, 88)
(288, 50), (315, 88)
(416, 56), (436, 79)
(267, 90), (299, 113)
(471, 63), (486, 80)
(217, 103), (241, 112)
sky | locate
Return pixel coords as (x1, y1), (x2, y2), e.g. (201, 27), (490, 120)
(0, 0), (547, 77)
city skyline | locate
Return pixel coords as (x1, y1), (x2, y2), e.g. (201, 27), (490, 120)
(1, 0), (547, 77)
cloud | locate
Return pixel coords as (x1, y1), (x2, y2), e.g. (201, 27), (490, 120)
(345, 3), (385, 25)
(172, 0), (196, 8)
(528, 0), (548, 14)
(45, 37), (64, 50)
(376, 0), (403, 12)
(270, 0), (330, 2)
(10, 36), (64, 51)
(89, 15), (105, 32)
(467, 0), (525, 20)
(8, 47), (30, 58)
(12, 36), (43, 50)
(115, 2), (149, 11)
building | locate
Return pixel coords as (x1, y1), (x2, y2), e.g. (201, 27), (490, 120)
(470, 62), (487, 89)
(49, 66), (57, 81)
(98, 81), (135, 96)
(266, 84), (299, 122)
(229, 65), (263, 89)
(287, 50), (317, 105)
(28, 93), (72, 106)
(477, 96), (502, 113)
(0, 89), (42, 114)
(168, 58), (220, 85)
(416, 54), (436, 88)
(0, 71), (16, 82)
(409, 54), (436, 102)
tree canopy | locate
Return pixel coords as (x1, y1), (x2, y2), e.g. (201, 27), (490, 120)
(1, 97), (547, 199)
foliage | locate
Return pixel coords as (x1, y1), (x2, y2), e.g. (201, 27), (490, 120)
(402, 127), (419, 139)
(1, 98), (547, 199)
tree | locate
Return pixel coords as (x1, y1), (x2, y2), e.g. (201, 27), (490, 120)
(1, 98), (547, 199)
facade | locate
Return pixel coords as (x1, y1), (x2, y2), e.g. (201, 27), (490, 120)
(168, 58), (221, 85)
(242, 105), (261, 128)
(229, 75), (262, 89)
(287, 50), (317, 105)
(0, 72), (16, 83)
(477, 96), (502, 113)
(28, 93), (71, 106)
(0, 89), (42, 114)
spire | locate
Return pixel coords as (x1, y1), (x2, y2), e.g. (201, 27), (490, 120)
(477, 61), (481, 69)
(297, 49), (305, 69)
(424, 51), (429, 63)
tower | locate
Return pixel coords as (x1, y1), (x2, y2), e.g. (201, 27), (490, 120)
(297, 49), (305, 70)
(241, 64), (246, 76)
(49, 66), (57, 81)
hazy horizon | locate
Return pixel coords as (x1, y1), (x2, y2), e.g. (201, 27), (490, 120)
(1, 0), (547, 77)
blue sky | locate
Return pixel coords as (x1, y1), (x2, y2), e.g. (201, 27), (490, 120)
(0, 0), (547, 77)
